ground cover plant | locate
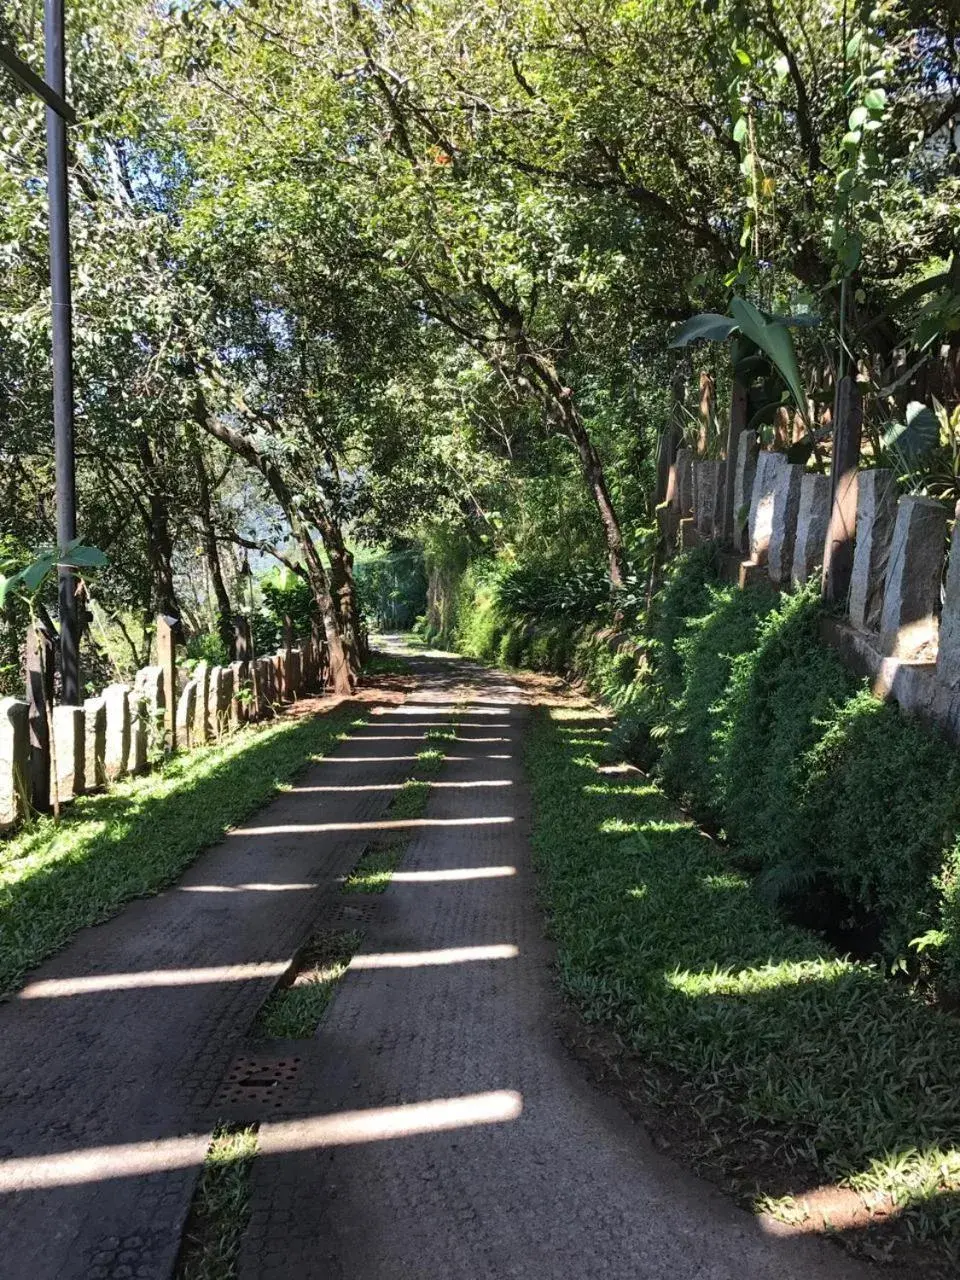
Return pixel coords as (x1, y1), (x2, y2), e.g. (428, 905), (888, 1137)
(0, 702), (366, 996)
(253, 931), (361, 1038)
(175, 1123), (259, 1280)
(526, 705), (960, 1272)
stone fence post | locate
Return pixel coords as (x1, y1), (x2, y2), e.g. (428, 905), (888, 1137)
(822, 376), (863, 606)
(103, 684), (131, 781)
(0, 698), (28, 829)
(790, 473), (831, 587)
(768, 463), (805, 585)
(83, 696), (106, 791)
(878, 495), (947, 659)
(848, 469), (898, 633)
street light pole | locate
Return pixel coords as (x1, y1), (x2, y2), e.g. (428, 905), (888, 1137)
(44, 0), (80, 705)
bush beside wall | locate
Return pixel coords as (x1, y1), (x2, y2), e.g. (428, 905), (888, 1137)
(445, 546), (960, 989)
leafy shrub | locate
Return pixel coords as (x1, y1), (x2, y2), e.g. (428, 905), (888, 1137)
(185, 631), (229, 668)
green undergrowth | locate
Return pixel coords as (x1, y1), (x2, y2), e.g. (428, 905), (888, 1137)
(447, 544), (960, 988)
(175, 1123), (258, 1280)
(0, 701), (366, 996)
(526, 706), (960, 1266)
(254, 930), (360, 1038)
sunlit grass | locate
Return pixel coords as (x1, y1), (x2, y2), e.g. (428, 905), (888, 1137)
(525, 707), (960, 1261)
(414, 748), (445, 775)
(254, 931), (360, 1037)
(342, 845), (403, 894)
(0, 703), (366, 996)
(175, 1123), (258, 1280)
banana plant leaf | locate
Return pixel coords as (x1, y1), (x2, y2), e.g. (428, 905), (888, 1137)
(730, 297), (809, 426)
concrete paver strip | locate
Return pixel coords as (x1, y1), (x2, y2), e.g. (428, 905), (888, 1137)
(238, 660), (873, 1280)
(0, 686), (445, 1280)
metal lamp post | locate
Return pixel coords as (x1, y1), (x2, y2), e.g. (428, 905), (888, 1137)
(1, 2), (80, 703)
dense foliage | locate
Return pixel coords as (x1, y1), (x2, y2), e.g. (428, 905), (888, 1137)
(527, 706), (960, 1268)
(3, 0), (958, 696)
(446, 546), (960, 988)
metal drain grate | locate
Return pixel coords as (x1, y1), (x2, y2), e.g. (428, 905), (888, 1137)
(213, 1053), (302, 1111)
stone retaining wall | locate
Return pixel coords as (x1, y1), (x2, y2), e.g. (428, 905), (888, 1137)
(663, 446), (959, 744)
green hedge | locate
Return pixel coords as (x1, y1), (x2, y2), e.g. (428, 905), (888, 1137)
(451, 545), (960, 987)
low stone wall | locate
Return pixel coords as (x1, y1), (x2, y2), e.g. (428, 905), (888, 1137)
(664, 443), (959, 742)
(0, 631), (329, 833)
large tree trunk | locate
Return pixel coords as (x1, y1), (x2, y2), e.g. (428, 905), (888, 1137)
(189, 434), (234, 656)
(521, 349), (627, 587)
(308, 506), (365, 663)
(193, 401), (356, 694)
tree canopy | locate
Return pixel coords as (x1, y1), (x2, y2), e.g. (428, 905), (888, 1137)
(1, 0), (958, 687)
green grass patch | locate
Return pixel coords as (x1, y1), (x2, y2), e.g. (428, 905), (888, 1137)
(341, 722), (454, 893)
(414, 748), (445, 775)
(526, 705), (960, 1265)
(253, 930), (360, 1037)
(424, 725), (457, 743)
(0, 702), (366, 996)
(342, 844), (404, 894)
(175, 1123), (258, 1280)
(388, 778), (431, 820)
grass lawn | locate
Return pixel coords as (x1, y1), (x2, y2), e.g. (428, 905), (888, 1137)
(526, 705), (960, 1272)
(253, 930), (361, 1038)
(0, 701), (365, 996)
(175, 1123), (259, 1280)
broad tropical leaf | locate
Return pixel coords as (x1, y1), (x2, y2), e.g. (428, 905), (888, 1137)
(668, 313), (738, 347)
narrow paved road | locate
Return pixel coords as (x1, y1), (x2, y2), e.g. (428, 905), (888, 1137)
(0, 652), (873, 1279)
(238, 655), (871, 1280)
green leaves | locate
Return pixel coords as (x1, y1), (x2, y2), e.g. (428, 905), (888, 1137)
(882, 402), (939, 462)
(729, 298), (808, 425)
(668, 313), (738, 347)
(0, 542), (108, 609)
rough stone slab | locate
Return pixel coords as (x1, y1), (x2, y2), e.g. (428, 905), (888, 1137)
(255, 657), (272, 716)
(229, 661), (247, 727)
(50, 705), (85, 806)
(82, 697), (107, 792)
(768, 463), (804, 585)
(289, 648), (302, 698)
(134, 665), (164, 755)
(103, 684), (131, 782)
(217, 666), (234, 735)
(176, 680), (197, 750)
(0, 697), (29, 828)
(732, 429), (759, 555)
(937, 502), (960, 689)
(193, 662), (210, 744)
(208, 666), (225, 739)
(694, 460), (724, 539)
(849, 469), (899, 633)
(748, 452), (786, 566)
(130, 696), (148, 774)
(679, 518), (699, 550)
(879, 495), (948, 659)
(675, 447), (695, 518)
(790, 473), (832, 588)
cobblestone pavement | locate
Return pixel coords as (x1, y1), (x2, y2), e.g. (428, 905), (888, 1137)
(236, 659), (874, 1280)
(0, 682), (443, 1280)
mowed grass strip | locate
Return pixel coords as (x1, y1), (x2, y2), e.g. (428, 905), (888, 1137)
(175, 1123), (258, 1280)
(0, 702), (366, 996)
(254, 930), (361, 1038)
(526, 706), (960, 1266)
